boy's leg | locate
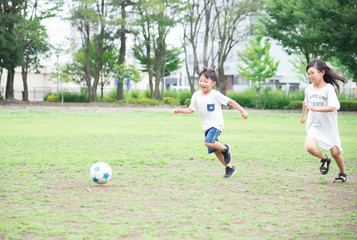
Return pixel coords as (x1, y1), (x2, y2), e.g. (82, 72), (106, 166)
(205, 141), (225, 151)
(215, 150), (236, 178)
(205, 141), (231, 164)
(214, 150), (228, 167)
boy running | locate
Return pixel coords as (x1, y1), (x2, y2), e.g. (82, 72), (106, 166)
(173, 68), (248, 178)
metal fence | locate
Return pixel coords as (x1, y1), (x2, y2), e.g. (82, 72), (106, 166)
(0, 87), (115, 101)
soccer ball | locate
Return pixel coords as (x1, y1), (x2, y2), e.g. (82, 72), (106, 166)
(90, 162), (112, 184)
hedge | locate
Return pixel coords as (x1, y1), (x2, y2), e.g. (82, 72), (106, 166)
(286, 100), (357, 111)
(41, 89), (356, 111)
(43, 92), (89, 102)
(340, 100), (357, 111)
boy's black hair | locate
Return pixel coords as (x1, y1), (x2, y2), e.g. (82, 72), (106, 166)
(199, 67), (217, 82)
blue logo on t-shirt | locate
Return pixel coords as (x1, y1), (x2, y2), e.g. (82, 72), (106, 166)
(207, 104), (215, 112)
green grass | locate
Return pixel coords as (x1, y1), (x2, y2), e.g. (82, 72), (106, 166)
(0, 109), (356, 239)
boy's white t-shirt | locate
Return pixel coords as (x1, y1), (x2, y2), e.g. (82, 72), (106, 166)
(189, 89), (231, 132)
(304, 83), (343, 153)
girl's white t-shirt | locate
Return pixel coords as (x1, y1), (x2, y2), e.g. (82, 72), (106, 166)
(189, 89), (230, 132)
(304, 83), (343, 152)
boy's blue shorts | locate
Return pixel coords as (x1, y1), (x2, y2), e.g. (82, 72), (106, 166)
(204, 127), (222, 154)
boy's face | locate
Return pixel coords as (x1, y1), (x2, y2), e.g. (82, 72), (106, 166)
(199, 75), (216, 94)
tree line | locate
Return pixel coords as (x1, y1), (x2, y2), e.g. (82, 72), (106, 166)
(0, 0), (356, 103)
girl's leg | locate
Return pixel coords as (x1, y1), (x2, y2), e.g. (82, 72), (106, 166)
(330, 146), (346, 181)
(306, 138), (330, 174)
(305, 138), (326, 159)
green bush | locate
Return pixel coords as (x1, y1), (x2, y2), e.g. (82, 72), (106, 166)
(228, 89), (306, 109)
(143, 89), (151, 98)
(43, 92), (58, 102)
(44, 92), (88, 102)
(130, 90), (140, 99)
(164, 89), (192, 105)
(62, 92), (89, 102)
(286, 101), (303, 110)
(0, 94), (4, 102)
(265, 90), (290, 109)
(177, 90), (192, 105)
(227, 89), (257, 108)
(340, 100), (357, 111)
(116, 97), (161, 106)
(163, 97), (180, 105)
(47, 95), (60, 102)
(101, 89), (117, 102)
(184, 98), (191, 106)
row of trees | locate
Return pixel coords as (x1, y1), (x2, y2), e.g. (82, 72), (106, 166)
(261, 0), (357, 80)
(0, 0), (56, 101)
(1, 0), (356, 103)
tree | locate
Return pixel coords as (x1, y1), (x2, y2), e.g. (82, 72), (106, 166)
(306, 0), (357, 81)
(60, 40), (119, 98)
(181, 0), (261, 95)
(16, 18), (51, 101)
(132, 0), (185, 100)
(289, 55), (309, 84)
(261, 0), (357, 81)
(69, 0), (112, 102)
(100, 45), (119, 99)
(214, 0), (261, 94)
(181, 0), (212, 94)
(0, 1), (23, 100)
(16, 0), (58, 101)
(237, 35), (279, 109)
(133, 45), (182, 79)
(114, 62), (141, 104)
(111, 0), (134, 101)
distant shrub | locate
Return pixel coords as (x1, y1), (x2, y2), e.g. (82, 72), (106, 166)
(178, 90), (192, 105)
(116, 97), (161, 106)
(0, 95), (4, 101)
(265, 90), (290, 109)
(62, 92), (88, 102)
(143, 89), (151, 98)
(286, 101), (303, 110)
(130, 90), (140, 99)
(164, 89), (192, 105)
(43, 92), (58, 102)
(340, 100), (357, 111)
(227, 89), (256, 108)
(184, 98), (191, 106)
(163, 97), (180, 105)
(44, 92), (88, 102)
(47, 95), (59, 102)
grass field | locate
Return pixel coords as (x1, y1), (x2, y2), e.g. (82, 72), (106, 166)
(0, 108), (356, 239)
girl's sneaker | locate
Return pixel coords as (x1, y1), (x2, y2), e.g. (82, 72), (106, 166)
(224, 166), (236, 178)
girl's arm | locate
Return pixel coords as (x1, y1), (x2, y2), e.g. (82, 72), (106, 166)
(173, 108), (194, 115)
(306, 104), (335, 112)
(300, 101), (308, 124)
(228, 99), (248, 119)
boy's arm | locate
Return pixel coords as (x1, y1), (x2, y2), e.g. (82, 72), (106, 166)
(227, 99), (248, 119)
(173, 108), (194, 115)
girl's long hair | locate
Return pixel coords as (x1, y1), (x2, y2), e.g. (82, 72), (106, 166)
(306, 59), (348, 94)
